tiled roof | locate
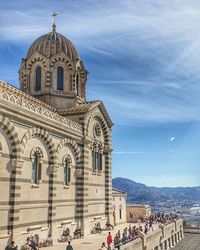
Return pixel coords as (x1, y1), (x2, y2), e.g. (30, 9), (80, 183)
(58, 101), (101, 115)
(27, 31), (80, 62)
(112, 188), (127, 195)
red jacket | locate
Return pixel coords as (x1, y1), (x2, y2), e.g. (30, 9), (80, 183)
(107, 234), (112, 244)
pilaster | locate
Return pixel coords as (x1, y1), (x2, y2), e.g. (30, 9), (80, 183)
(104, 150), (112, 224)
(48, 164), (58, 239)
(75, 143), (90, 235)
(9, 159), (24, 241)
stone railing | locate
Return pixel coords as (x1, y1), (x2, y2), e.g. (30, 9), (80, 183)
(0, 80), (83, 133)
(119, 219), (183, 250)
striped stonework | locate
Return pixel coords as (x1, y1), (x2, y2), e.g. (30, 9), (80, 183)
(27, 56), (47, 71)
(56, 137), (81, 164)
(46, 70), (51, 85)
(105, 152), (113, 223)
(0, 115), (22, 160)
(0, 79), (113, 246)
(48, 170), (57, 233)
(21, 127), (55, 163)
(75, 144), (90, 223)
(86, 111), (111, 147)
(72, 74), (76, 93)
(8, 159), (24, 241)
(50, 57), (73, 71)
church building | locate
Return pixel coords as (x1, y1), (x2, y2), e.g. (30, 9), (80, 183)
(0, 20), (113, 246)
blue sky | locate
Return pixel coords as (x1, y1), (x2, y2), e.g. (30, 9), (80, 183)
(1, 0), (200, 187)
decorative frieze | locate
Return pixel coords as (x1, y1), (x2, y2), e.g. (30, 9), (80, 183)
(0, 80), (82, 133)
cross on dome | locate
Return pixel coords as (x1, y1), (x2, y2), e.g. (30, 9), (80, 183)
(51, 12), (59, 32)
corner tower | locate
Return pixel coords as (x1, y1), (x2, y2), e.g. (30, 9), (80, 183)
(19, 21), (87, 109)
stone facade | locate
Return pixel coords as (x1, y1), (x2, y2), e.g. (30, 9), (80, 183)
(112, 188), (127, 225)
(126, 204), (151, 223)
(0, 24), (113, 248)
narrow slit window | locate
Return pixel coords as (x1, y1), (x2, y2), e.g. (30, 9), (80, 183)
(76, 74), (79, 96)
(57, 66), (64, 90)
(32, 152), (40, 184)
(64, 159), (71, 185)
(35, 66), (41, 91)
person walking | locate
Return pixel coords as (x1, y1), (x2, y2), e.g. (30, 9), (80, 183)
(107, 231), (112, 247)
(66, 241), (73, 250)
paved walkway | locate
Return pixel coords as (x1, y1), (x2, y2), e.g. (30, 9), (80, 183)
(173, 233), (200, 250)
(38, 223), (148, 250)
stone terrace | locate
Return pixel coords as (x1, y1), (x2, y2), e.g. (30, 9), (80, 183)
(173, 233), (200, 250)
(30, 220), (183, 250)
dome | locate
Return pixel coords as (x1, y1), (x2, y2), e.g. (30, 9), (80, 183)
(27, 30), (80, 63)
(19, 24), (87, 109)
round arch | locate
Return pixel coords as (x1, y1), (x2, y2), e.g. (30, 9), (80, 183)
(21, 127), (55, 163)
(27, 54), (47, 70)
(0, 114), (22, 159)
(50, 56), (73, 71)
(86, 111), (111, 147)
(30, 146), (44, 161)
(56, 137), (81, 165)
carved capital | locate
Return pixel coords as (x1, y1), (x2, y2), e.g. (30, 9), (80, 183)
(76, 168), (84, 177)
(11, 159), (24, 169)
(49, 164), (59, 173)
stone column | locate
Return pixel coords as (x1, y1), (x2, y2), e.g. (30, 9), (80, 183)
(75, 143), (90, 235)
(171, 235), (174, 246)
(180, 227), (184, 239)
(177, 232), (180, 241)
(164, 240), (168, 249)
(159, 224), (165, 237)
(48, 164), (59, 239)
(159, 242), (163, 250)
(168, 238), (171, 248)
(174, 233), (177, 243)
(9, 159), (24, 242)
(137, 230), (146, 250)
(104, 150), (112, 225)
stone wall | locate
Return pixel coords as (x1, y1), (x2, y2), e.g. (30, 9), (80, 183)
(0, 80), (113, 248)
(112, 190), (127, 225)
(126, 205), (151, 223)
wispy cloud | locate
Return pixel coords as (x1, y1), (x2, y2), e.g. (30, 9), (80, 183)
(87, 47), (117, 58)
(1, 0), (200, 125)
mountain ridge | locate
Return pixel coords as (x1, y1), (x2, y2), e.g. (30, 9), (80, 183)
(112, 177), (200, 203)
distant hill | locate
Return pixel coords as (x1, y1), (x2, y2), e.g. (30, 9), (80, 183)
(112, 177), (200, 203)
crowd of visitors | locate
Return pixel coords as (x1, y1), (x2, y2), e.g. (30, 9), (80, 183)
(153, 213), (178, 225)
(99, 213), (178, 249)
(91, 222), (102, 234)
(19, 236), (39, 250)
(5, 213), (178, 250)
(58, 228), (71, 242)
(57, 226), (83, 242)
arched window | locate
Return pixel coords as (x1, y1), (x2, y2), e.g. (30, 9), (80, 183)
(92, 151), (102, 172)
(57, 66), (64, 91)
(63, 155), (72, 186)
(76, 74), (79, 96)
(31, 149), (42, 184)
(35, 66), (41, 91)
(64, 161), (68, 185)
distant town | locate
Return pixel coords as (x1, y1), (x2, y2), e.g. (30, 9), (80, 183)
(150, 200), (200, 227)
(113, 177), (200, 227)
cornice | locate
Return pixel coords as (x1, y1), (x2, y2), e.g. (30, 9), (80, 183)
(0, 80), (83, 133)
